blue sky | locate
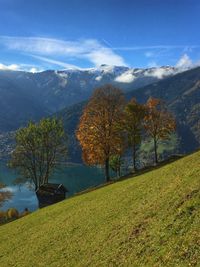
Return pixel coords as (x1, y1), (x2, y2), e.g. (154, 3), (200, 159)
(0, 0), (200, 71)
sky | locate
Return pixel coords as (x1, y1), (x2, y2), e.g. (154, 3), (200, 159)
(0, 0), (200, 72)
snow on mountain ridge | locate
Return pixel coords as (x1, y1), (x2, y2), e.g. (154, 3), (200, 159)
(115, 70), (136, 83)
(54, 65), (180, 83)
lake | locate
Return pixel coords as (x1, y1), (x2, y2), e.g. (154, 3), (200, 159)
(0, 162), (106, 212)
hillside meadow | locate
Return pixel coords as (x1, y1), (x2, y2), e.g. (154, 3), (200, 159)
(0, 151), (199, 266)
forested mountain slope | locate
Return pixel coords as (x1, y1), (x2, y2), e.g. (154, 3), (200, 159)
(58, 67), (200, 162)
(1, 67), (200, 160)
(0, 65), (174, 131)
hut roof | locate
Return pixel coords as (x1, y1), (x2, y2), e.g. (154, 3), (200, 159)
(36, 183), (68, 194)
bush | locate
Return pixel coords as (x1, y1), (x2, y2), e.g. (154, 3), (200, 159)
(0, 210), (6, 220)
(20, 208), (31, 217)
(7, 208), (19, 219)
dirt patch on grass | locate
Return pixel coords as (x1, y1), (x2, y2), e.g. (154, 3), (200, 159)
(176, 188), (199, 209)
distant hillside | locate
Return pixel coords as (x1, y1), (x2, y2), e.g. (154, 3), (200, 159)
(0, 66), (199, 160)
(0, 151), (199, 266)
(0, 65), (177, 132)
(0, 73), (48, 132)
(57, 67), (200, 162)
(127, 66), (200, 153)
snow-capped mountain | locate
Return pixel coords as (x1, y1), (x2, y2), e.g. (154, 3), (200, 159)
(0, 64), (182, 132)
(32, 64), (179, 111)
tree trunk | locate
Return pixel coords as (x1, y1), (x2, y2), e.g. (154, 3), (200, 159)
(132, 143), (137, 172)
(118, 156), (121, 178)
(154, 138), (158, 164)
(34, 183), (38, 192)
(105, 158), (110, 182)
(118, 166), (121, 178)
(44, 169), (49, 184)
(33, 174), (38, 192)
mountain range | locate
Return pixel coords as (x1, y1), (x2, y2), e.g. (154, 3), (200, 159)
(0, 64), (179, 132)
(56, 66), (200, 162)
(0, 65), (199, 162)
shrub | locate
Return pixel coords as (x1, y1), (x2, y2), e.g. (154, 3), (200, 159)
(21, 208), (31, 217)
(7, 208), (19, 219)
(0, 210), (6, 220)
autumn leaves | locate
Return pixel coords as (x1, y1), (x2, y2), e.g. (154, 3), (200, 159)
(76, 84), (176, 181)
(144, 98), (176, 164)
(76, 85), (125, 181)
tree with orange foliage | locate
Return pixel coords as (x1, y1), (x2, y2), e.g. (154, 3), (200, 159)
(120, 98), (146, 171)
(144, 97), (176, 164)
(76, 84), (125, 181)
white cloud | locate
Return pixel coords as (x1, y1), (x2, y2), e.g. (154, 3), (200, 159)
(112, 45), (200, 51)
(95, 76), (102, 81)
(144, 67), (175, 79)
(31, 55), (80, 69)
(99, 65), (116, 73)
(86, 47), (126, 66)
(0, 36), (127, 67)
(176, 54), (193, 69)
(0, 62), (43, 73)
(0, 62), (43, 72)
(0, 63), (21, 71)
(115, 70), (135, 83)
(175, 54), (200, 71)
(145, 54), (196, 79)
(29, 67), (39, 73)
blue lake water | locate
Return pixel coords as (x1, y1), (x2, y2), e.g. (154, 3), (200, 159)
(0, 162), (106, 212)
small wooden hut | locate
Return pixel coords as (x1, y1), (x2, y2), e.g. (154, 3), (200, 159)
(36, 183), (68, 208)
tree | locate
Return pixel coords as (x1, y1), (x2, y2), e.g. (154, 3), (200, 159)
(120, 98), (146, 171)
(0, 183), (12, 207)
(9, 118), (67, 191)
(144, 97), (176, 164)
(109, 155), (123, 178)
(76, 84), (125, 182)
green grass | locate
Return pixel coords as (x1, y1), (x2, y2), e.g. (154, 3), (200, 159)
(0, 152), (200, 266)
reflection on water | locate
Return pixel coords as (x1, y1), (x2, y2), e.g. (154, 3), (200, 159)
(0, 162), (105, 212)
(1, 185), (38, 212)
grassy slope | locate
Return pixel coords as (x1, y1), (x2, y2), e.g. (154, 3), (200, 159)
(0, 152), (200, 266)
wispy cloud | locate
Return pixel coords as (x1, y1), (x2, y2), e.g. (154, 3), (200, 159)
(145, 53), (200, 79)
(112, 45), (200, 51)
(31, 55), (81, 69)
(0, 62), (41, 72)
(115, 70), (135, 83)
(1, 36), (200, 71)
(0, 36), (127, 67)
(144, 67), (176, 79)
(0, 63), (21, 71)
(176, 54), (193, 69)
